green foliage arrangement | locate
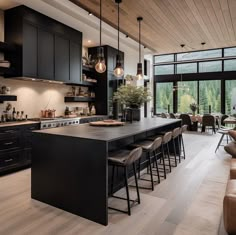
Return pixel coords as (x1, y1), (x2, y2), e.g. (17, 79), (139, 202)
(189, 103), (198, 112)
(113, 84), (151, 108)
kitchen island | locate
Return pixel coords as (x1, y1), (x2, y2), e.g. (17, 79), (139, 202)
(31, 117), (181, 225)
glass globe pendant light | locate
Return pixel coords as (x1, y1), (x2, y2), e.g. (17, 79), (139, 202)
(114, 0), (124, 77)
(95, 0), (106, 73)
(136, 17), (143, 80)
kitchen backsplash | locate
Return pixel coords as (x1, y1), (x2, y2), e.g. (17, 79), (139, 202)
(0, 76), (88, 118)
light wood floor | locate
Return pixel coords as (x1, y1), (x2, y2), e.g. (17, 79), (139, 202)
(0, 132), (231, 235)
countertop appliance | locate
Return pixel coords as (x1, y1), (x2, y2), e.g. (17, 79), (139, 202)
(32, 117), (81, 129)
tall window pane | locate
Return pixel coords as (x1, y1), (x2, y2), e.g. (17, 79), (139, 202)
(225, 80), (236, 114)
(154, 54), (174, 63)
(177, 63), (197, 74)
(177, 49), (221, 61)
(199, 61), (222, 73)
(154, 64), (174, 75)
(224, 47), (236, 57)
(156, 83), (173, 113)
(177, 81), (198, 113)
(224, 60), (236, 71)
(199, 80), (221, 114)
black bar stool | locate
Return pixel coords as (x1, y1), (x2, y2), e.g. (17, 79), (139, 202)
(171, 127), (182, 166)
(108, 147), (143, 215)
(180, 125), (188, 159)
(131, 137), (162, 191)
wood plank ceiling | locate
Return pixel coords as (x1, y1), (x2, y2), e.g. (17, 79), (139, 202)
(69, 0), (236, 54)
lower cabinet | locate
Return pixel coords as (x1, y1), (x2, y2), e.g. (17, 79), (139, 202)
(0, 123), (39, 175)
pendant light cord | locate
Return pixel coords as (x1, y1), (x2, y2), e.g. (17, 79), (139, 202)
(139, 19), (141, 63)
(117, 1), (120, 57)
(99, 0), (102, 47)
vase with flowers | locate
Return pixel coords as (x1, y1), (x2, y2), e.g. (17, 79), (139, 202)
(189, 103), (198, 116)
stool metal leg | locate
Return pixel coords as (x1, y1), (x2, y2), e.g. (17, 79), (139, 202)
(161, 144), (167, 179)
(166, 143), (172, 173)
(133, 163), (140, 204)
(172, 138), (178, 167)
(154, 150), (160, 183)
(148, 152), (154, 191)
(215, 133), (225, 153)
(124, 166), (131, 215)
(181, 134), (186, 159)
(177, 136), (181, 163)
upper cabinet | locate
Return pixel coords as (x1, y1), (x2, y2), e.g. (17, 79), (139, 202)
(4, 6), (82, 84)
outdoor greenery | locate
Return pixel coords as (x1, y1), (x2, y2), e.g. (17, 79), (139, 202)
(113, 84), (151, 108)
(156, 80), (229, 114)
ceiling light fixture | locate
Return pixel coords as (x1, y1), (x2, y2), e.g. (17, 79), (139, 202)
(114, 0), (124, 78)
(95, 0), (106, 73)
(88, 12), (93, 16)
(136, 16), (143, 80)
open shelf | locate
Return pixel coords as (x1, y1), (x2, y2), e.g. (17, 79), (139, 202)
(0, 42), (16, 52)
(82, 66), (96, 73)
(64, 96), (95, 103)
(0, 67), (15, 76)
(0, 95), (17, 103)
(66, 80), (96, 87)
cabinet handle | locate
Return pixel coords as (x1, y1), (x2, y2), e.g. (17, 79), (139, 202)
(4, 130), (16, 133)
(4, 158), (13, 162)
(4, 142), (14, 145)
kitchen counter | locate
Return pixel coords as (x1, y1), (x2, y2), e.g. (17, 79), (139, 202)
(35, 117), (180, 141)
(31, 117), (181, 225)
(0, 120), (40, 128)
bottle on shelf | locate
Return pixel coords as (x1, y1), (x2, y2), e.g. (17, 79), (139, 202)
(16, 111), (20, 120)
(12, 107), (16, 121)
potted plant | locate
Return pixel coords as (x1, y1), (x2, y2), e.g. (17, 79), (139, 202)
(189, 103), (198, 116)
(113, 84), (151, 121)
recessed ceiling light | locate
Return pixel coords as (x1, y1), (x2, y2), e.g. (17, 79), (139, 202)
(88, 12), (93, 16)
(88, 40), (92, 43)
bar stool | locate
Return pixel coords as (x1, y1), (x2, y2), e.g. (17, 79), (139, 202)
(148, 132), (172, 174)
(215, 128), (231, 153)
(171, 127), (182, 165)
(180, 125), (188, 159)
(131, 137), (162, 191)
(108, 147), (142, 215)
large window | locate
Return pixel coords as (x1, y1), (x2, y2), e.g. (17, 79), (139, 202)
(199, 80), (221, 114)
(177, 63), (197, 74)
(177, 49), (221, 61)
(225, 80), (236, 114)
(199, 61), (222, 73)
(156, 83), (173, 113)
(154, 64), (174, 75)
(177, 81), (198, 113)
(154, 54), (174, 63)
(224, 47), (236, 57)
(224, 60), (236, 71)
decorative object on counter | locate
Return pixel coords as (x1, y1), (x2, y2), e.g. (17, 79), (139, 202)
(189, 103), (198, 116)
(95, 0), (106, 73)
(89, 119), (125, 126)
(41, 109), (56, 118)
(82, 53), (94, 67)
(113, 84), (151, 122)
(113, 0), (124, 78)
(136, 17), (143, 80)
(1, 85), (11, 94)
(0, 60), (10, 68)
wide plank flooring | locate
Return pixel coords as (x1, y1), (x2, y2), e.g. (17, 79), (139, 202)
(0, 131), (231, 235)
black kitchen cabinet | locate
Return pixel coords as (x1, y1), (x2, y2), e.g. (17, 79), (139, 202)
(55, 36), (70, 82)
(4, 6), (82, 84)
(23, 22), (37, 77)
(0, 123), (40, 175)
(38, 29), (54, 80)
(70, 41), (82, 83)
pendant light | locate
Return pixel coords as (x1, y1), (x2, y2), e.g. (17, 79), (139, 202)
(95, 0), (106, 73)
(136, 17), (143, 80)
(114, 0), (124, 77)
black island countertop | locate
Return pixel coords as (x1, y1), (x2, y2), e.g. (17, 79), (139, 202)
(34, 117), (181, 141)
(32, 117), (181, 226)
